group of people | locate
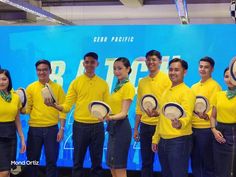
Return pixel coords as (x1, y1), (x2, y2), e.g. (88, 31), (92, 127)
(0, 50), (235, 177)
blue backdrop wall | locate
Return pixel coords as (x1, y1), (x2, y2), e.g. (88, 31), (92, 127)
(0, 25), (235, 171)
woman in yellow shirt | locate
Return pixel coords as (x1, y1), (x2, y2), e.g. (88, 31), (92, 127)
(106, 57), (135, 177)
(0, 69), (26, 177)
(210, 67), (236, 177)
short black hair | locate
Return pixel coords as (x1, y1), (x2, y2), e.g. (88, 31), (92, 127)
(84, 52), (98, 60)
(199, 56), (215, 68)
(35, 59), (51, 70)
(0, 69), (12, 92)
(115, 57), (132, 75)
(169, 58), (188, 70)
(224, 67), (229, 76)
(145, 50), (162, 60)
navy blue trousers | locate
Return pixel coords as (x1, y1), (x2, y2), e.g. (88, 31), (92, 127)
(140, 122), (156, 177)
(72, 121), (104, 177)
(26, 125), (59, 177)
(191, 128), (214, 177)
(158, 135), (192, 177)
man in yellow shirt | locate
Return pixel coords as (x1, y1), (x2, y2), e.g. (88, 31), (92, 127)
(133, 50), (171, 177)
(50, 52), (109, 177)
(152, 58), (195, 177)
(191, 57), (221, 177)
(23, 60), (66, 177)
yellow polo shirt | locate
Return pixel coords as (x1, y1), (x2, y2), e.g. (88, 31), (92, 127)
(191, 78), (221, 128)
(26, 80), (66, 127)
(152, 83), (195, 143)
(0, 92), (21, 122)
(136, 71), (171, 125)
(108, 81), (135, 114)
(213, 91), (236, 123)
(62, 74), (109, 123)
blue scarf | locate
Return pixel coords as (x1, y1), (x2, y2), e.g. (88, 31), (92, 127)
(113, 78), (129, 92)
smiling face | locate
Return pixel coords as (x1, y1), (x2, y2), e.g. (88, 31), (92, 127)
(0, 73), (9, 92)
(145, 55), (161, 74)
(113, 61), (130, 81)
(83, 56), (98, 75)
(224, 69), (235, 88)
(36, 63), (51, 84)
(168, 61), (186, 87)
(199, 61), (213, 80)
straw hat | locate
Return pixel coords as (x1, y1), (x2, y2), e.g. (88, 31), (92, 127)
(140, 94), (158, 112)
(194, 95), (210, 114)
(41, 83), (56, 103)
(15, 88), (27, 109)
(229, 56), (236, 86)
(162, 102), (186, 120)
(89, 101), (111, 119)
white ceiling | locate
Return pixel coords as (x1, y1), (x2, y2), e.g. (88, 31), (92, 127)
(0, 0), (234, 25)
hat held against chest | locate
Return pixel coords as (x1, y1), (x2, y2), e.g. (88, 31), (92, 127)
(229, 56), (236, 86)
(41, 83), (56, 103)
(89, 101), (111, 119)
(194, 95), (210, 114)
(141, 94), (158, 112)
(162, 102), (186, 120)
(15, 88), (27, 109)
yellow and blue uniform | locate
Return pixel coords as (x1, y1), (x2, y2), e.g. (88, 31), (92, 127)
(212, 90), (236, 177)
(62, 74), (109, 176)
(0, 92), (20, 171)
(191, 78), (221, 177)
(106, 81), (135, 168)
(25, 79), (66, 177)
(153, 82), (195, 177)
(136, 71), (171, 176)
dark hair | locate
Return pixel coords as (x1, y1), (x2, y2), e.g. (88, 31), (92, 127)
(169, 58), (188, 70)
(0, 69), (13, 92)
(35, 59), (51, 70)
(84, 52), (98, 60)
(114, 57), (132, 75)
(199, 56), (215, 68)
(224, 67), (229, 76)
(145, 50), (162, 61)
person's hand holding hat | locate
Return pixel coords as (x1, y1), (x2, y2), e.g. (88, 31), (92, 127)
(145, 108), (160, 117)
(141, 94), (159, 117)
(171, 118), (182, 129)
(195, 112), (209, 120)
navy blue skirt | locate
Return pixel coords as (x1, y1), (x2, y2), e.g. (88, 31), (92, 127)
(0, 121), (16, 171)
(106, 118), (131, 169)
(213, 122), (236, 177)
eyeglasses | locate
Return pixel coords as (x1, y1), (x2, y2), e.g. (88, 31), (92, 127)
(37, 68), (49, 72)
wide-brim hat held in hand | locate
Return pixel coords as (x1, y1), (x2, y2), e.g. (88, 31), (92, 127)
(41, 83), (56, 103)
(140, 94), (158, 113)
(162, 102), (186, 120)
(15, 88), (27, 109)
(194, 95), (210, 114)
(89, 101), (111, 119)
(229, 56), (236, 86)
